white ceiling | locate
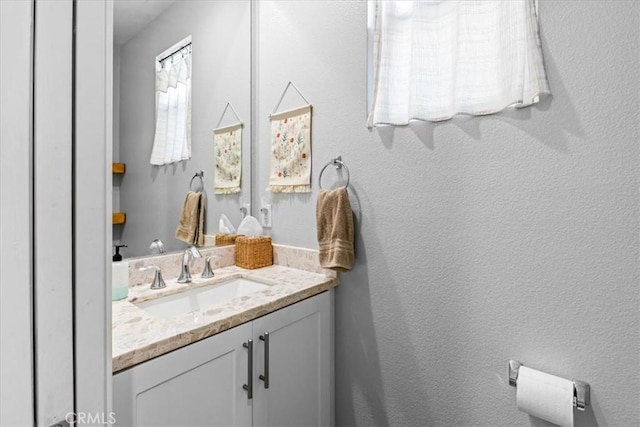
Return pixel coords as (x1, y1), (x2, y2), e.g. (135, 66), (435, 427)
(113, 0), (177, 46)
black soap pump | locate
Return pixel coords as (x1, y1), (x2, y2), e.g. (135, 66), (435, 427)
(113, 244), (127, 262)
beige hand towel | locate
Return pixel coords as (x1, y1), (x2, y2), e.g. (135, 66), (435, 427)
(316, 187), (354, 272)
(175, 191), (205, 246)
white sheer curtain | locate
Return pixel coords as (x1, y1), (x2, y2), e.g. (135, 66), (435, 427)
(368, 0), (550, 127)
(150, 51), (192, 165)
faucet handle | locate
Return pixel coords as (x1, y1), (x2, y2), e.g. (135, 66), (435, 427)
(139, 265), (166, 290)
(201, 255), (221, 278)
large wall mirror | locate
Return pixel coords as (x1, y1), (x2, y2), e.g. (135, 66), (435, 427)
(113, 0), (252, 257)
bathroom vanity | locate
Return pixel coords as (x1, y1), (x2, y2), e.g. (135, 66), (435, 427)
(112, 246), (337, 427)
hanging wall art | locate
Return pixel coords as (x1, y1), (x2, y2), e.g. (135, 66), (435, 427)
(268, 82), (312, 193)
(213, 102), (243, 194)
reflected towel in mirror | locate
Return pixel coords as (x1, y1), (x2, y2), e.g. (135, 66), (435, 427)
(175, 191), (205, 246)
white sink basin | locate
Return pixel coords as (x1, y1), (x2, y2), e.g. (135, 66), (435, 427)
(136, 277), (270, 318)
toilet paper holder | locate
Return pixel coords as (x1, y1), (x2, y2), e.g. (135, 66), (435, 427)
(509, 360), (590, 411)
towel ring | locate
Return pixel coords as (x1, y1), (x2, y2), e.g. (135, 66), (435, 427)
(190, 171), (204, 192)
(318, 156), (350, 190)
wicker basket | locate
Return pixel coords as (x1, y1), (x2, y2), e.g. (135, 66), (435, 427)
(215, 233), (238, 246)
(235, 236), (273, 269)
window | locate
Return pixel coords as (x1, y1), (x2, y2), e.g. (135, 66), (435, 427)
(149, 37), (192, 165)
(367, 0), (550, 127)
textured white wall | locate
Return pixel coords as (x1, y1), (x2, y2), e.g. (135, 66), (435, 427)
(257, 1), (639, 425)
(117, 0), (251, 257)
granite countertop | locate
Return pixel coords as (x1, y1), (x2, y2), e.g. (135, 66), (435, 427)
(112, 264), (338, 373)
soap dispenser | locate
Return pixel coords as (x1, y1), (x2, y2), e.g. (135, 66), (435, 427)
(112, 244), (129, 301)
(113, 244), (127, 261)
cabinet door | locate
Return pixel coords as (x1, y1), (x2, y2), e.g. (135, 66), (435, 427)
(113, 322), (253, 427)
(253, 291), (333, 427)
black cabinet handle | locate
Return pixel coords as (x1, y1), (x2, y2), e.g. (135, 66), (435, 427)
(242, 339), (253, 399)
(259, 332), (270, 389)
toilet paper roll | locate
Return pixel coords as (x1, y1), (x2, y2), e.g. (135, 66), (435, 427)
(516, 366), (574, 427)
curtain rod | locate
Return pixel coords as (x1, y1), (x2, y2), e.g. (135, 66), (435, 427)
(158, 42), (192, 64)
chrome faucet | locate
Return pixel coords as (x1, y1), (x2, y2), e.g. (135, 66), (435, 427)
(177, 246), (202, 283)
(149, 238), (166, 255)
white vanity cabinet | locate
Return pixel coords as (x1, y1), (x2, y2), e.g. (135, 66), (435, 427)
(252, 290), (333, 427)
(113, 290), (334, 427)
(113, 321), (253, 427)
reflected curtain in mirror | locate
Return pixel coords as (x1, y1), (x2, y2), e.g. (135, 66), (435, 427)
(150, 43), (192, 165)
